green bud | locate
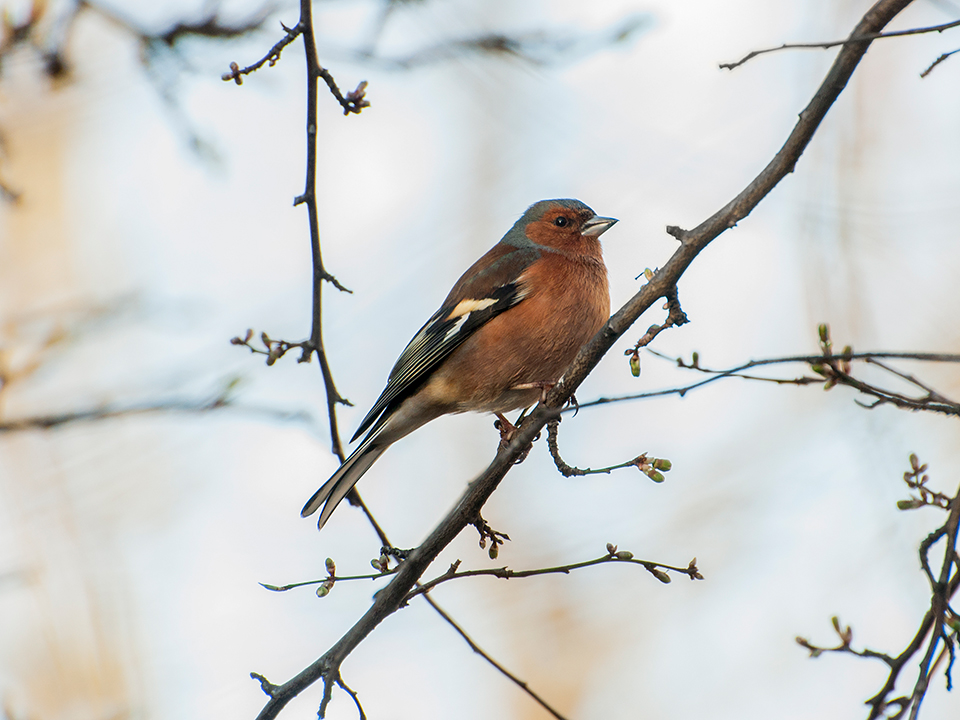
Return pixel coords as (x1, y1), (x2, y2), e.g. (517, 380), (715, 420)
(653, 458), (672, 471)
(691, 351), (699, 367)
(325, 557), (336, 576)
(489, 543), (499, 560)
(316, 585), (330, 598)
(629, 352), (641, 377)
(652, 569), (671, 583)
(897, 498), (924, 510)
(615, 551), (634, 560)
(647, 470), (665, 483)
(818, 324), (829, 343)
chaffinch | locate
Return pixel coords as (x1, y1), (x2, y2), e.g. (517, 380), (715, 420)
(302, 198), (617, 529)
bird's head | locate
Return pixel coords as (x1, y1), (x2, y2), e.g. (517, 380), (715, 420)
(513, 199), (617, 253)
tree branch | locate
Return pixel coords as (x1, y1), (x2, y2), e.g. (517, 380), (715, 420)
(419, 592), (570, 720)
(797, 458), (960, 719)
(576, 351), (960, 415)
(546, 418), (672, 481)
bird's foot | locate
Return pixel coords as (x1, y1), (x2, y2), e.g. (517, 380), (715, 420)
(494, 412), (541, 462)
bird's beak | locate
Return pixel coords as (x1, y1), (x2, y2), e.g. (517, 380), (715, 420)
(582, 215), (618, 237)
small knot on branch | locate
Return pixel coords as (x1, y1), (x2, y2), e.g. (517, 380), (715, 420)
(666, 225), (687, 242)
(250, 672), (280, 697)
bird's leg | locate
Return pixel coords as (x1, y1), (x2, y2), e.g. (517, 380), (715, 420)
(494, 411), (541, 463)
(494, 412), (518, 451)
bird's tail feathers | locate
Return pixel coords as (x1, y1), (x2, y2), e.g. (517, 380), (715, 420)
(301, 442), (387, 529)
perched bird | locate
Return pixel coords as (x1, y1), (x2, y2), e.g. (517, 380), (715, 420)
(302, 198), (617, 529)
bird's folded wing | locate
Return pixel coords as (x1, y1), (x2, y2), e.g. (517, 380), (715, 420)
(351, 246), (540, 442)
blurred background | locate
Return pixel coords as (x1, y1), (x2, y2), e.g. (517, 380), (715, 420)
(1, 0), (959, 718)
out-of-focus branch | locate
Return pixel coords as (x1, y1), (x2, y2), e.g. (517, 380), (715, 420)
(80, 1), (271, 74)
(0, 176), (20, 203)
(0, 2), (273, 173)
(720, 17), (960, 70)
(249, 2), (919, 718)
(0, 389), (319, 434)
(348, 13), (650, 69)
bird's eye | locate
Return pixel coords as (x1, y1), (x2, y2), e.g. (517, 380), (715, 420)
(554, 216), (569, 227)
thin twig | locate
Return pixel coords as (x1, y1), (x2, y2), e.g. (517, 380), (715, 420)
(545, 419), (671, 482)
(920, 47), (960, 77)
(260, 569), (396, 593)
(721, 17), (960, 70)
(405, 549), (701, 602)
(420, 593), (570, 720)
(222, 20), (304, 84)
(576, 352), (960, 415)
(335, 677), (366, 720)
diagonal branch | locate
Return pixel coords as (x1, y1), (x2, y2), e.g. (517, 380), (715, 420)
(921, 47), (960, 76)
(420, 593), (570, 720)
